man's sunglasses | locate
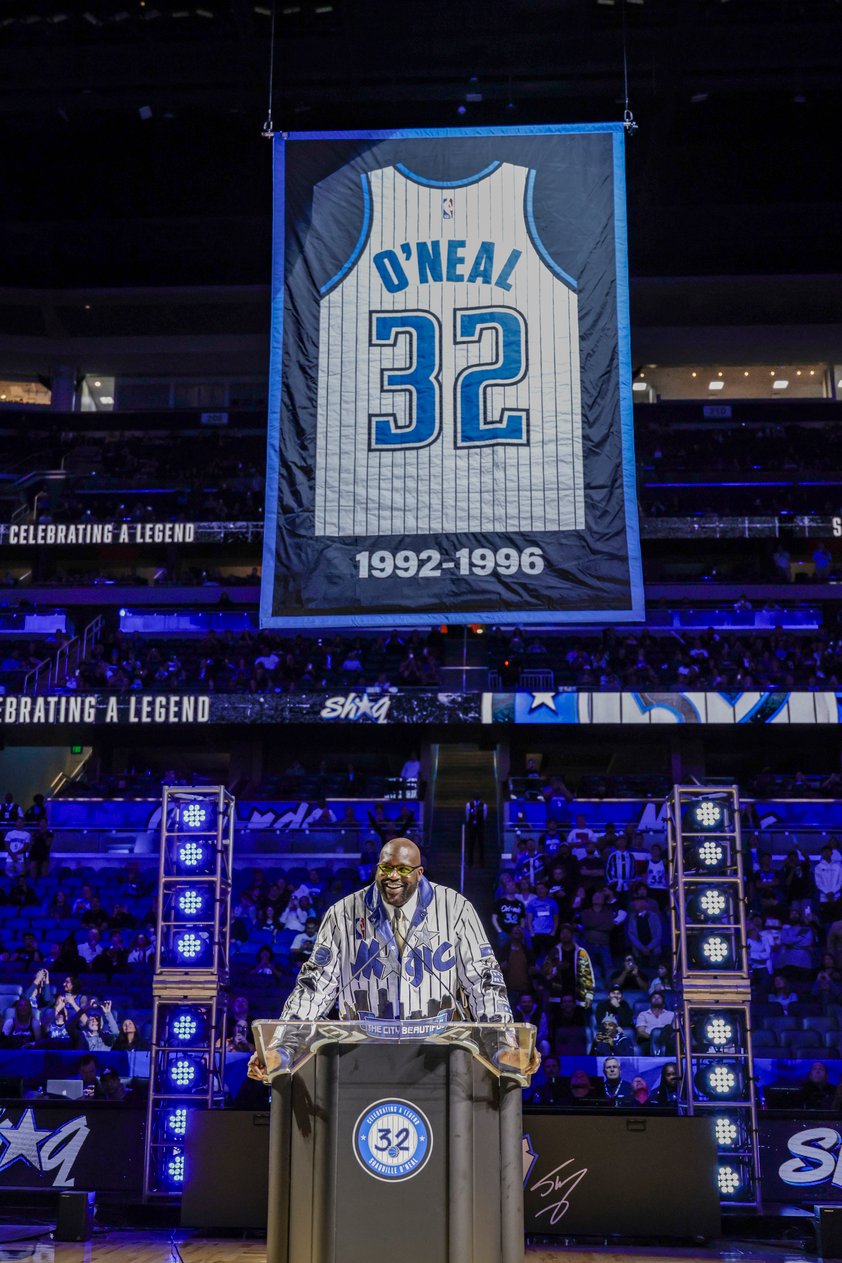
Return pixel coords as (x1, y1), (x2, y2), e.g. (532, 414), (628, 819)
(377, 863), (422, 878)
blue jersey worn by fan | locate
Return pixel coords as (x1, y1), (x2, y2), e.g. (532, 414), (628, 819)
(279, 838), (512, 1024)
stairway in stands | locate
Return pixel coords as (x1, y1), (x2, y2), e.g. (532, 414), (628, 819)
(428, 743), (500, 927)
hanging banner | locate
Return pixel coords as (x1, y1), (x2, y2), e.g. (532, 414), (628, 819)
(260, 124), (643, 627)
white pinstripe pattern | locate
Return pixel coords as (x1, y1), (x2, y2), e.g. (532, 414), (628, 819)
(314, 162), (584, 537)
(279, 879), (512, 1023)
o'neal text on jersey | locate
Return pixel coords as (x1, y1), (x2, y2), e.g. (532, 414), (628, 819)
(373, 239), (522, 293)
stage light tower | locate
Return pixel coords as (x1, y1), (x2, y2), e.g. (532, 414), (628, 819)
(143, 786), (234, 1199)
(668, 785), (760, 1210)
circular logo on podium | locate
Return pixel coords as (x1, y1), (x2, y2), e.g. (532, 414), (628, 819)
(353, 1098), (432, 1182)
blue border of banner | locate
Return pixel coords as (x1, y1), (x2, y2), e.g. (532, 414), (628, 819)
(260, 123), (645, 627)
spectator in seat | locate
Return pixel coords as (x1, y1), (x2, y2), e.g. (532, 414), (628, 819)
(605, 832), (637, 905)
(290, 916), (319, 965)
(278, 892), (314, 934)
(77, 1054), (105, 1100)
(27, 825), (52, 878)
(81, 896), (110, 931)
(227, 1017), (255, 1054)
(492, 884), (526, 951)
(98, 931), (128, 975)
(635, 991), (675, 1055)
(590, 1017), (633, 1058)
(776, 908), (815, 978)
(815, 845), (842, 911)
(9, 876), (38, 909)
(113, 1017), (148, 1051)
(626, 890), (663, 963)
(550, 923), (595, 1010)
(566, 815), (598, 850)
(596, 986), (633, 1031)
(611, 953), (649, 992)
(512, 992), (549, 1053)
(530, 1056), (564, 1106)
(563, 1069), (595, 1105)
(108, 901), (136, 932)
(597, 822), (619, 853)
(514, 838), (548, 889)
(527, 882), (559, 958)
(622, 1075), (650, 1108)
(0, 793), (22, 824)
(580, 890), (616, 983)
(2, 997), (40, 1047)
(24, 794), (47, 825)
(27, 966), (55, 1008)
(747, 919), (773, 978)
(500, 926), (534, 995)
(48, 889), (72, 920)
(40, 995), (73, 1045)
(74, 1003), (118, 1051)
(812, 957), (842, 1006)
(79, 928), (103, 969)
(100, 1068), (127, 1103)
(127, 933), (153, 966)
(780, 847), (812, 908)
(650, 1062), (679, 1108)
(14, 931), (43, 967)
(768, 973), (799, 1014)
(645, 843), (668, 906)
(600, 1055), (632, 1103)
(72, 884), (95, 916)
(577, 838), (606, 889)
(802, 1061), (835, 1110)
(4, 824), (30, 877)
(251, 946), (284, 981)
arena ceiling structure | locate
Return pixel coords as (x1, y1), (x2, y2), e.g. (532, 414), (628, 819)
(0, 0), (839, 292)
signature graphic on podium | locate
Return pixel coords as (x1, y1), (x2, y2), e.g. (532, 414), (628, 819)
(354, 1099), (432, 1182)
(530, 1157), (589, 1224)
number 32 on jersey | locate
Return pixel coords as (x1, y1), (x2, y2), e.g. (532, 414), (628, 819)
(370, 307), (528, 450)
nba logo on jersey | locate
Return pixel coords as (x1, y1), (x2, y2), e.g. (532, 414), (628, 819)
(313, 160), (585, 538)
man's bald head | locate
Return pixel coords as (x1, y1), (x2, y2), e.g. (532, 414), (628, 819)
(376, 837), (423, 907)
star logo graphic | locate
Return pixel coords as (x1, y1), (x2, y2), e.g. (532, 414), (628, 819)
(528, 692), (558, 713)
(411, 924), (438, 951)
(0, 1110), (52, 1172)
(377, 952), (402, 981)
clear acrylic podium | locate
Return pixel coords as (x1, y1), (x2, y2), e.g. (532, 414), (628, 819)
(253, 1019), (536, 1263)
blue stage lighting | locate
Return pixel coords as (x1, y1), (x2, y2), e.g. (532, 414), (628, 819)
(166, 1107), (189, 1137)
(168, 1058), (197, 1090)
(177, 841), (207, 869)
(172, 1013), (199, 1041)
(166, 1149), (185, 1185)
(177, 888), (205, 917)
(695, 1061), (742, 1101)
(175, 932), (204, 961)
(714, 1116), (739, 1148)
(717, 1163), (740, 1196)
(690, 799), (725, 831)
(182, 803), (208, 830)
(695, 888), (728, 921)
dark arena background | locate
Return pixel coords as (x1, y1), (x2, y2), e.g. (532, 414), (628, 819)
(1, 2), (842, 1261)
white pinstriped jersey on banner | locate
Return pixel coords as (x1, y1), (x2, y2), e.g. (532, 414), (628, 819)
(314, 161), (584, 538)
(279, 877), (513, 1022)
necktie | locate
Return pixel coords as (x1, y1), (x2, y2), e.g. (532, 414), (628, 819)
(393, 908), (406, 956)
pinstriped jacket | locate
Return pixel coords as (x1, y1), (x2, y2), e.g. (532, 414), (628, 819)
(280, 876), (513, 1023)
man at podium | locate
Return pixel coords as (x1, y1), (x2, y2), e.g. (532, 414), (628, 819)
(250, 837), (512, 1078)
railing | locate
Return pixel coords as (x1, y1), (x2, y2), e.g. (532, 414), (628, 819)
(641, 514), (842, 539)
(22, 614), (104, 693)
(21, 656), (52, 694)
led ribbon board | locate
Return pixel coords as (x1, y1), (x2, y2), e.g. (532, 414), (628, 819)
(261, 124), (643, 627)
